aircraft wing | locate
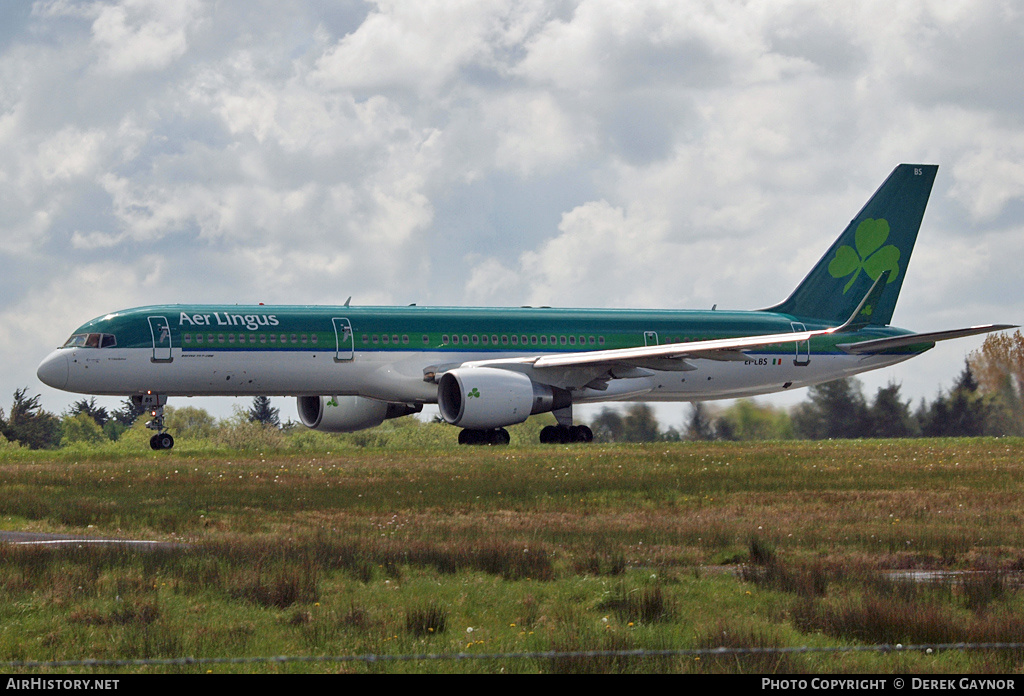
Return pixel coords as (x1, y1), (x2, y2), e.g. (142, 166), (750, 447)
(441, 326), (833, 384)
(836, 324), (1016, 355)
(525, 328), (827, 369)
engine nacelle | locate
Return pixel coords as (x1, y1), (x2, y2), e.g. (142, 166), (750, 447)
(437, 367), (570, 430)
(296, 395), (421, 433)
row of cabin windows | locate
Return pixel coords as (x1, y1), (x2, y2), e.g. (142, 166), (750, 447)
(362, 334), (419, 345)
(183, 333), (318, 345)
(181, 332), (611, 347)
(441, 334), (606, 347)
(359, 333), (607, 347)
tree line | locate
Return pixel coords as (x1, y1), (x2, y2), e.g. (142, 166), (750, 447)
(4, 332), (1023, 449)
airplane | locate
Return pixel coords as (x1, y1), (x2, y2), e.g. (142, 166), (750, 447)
(37, 164), (1014, 449)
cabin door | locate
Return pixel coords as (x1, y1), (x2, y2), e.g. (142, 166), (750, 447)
(644, 331), (659, 346)
(791, 322), (810, 366)
(147, 316), (173, 363)
(333, 318), (354, 361)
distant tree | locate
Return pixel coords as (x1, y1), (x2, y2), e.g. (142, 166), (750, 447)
(164, 406), (216, 440)
(919, 362), (992, 437)
(868, 381), (916, 438)
(712, 399), (793, 440)
(112, 397), (147, 427)
(247, 396), (281, 428)
(591, 408), (625, 443)
(792, 378), (870, 439)
(968, 332), (1024, 435)
(1, 388), (61, 449)
(685, 403), (715, 441)
(66, 397), (110, 428)
(621, 403), (661, 442)
(61, 412), (107, 446)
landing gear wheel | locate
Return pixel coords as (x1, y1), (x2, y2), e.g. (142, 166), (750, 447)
(540, 424), (593, 444)
(458, 428), (510, 446)
(150, 433), (174, 450)
(489, 428), (511, 446)
(570, 425), (593, 443)
(539, 425), (562, 444)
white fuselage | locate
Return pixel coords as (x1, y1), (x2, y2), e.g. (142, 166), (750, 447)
(39, 344), (913, 405)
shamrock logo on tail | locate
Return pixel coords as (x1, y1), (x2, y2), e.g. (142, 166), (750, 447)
(828, 218), (901, 293)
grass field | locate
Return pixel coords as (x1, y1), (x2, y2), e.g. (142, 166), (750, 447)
(2, 435), (1024, 673)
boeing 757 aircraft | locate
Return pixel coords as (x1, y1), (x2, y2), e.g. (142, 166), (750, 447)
(38, 164), (1013, 449)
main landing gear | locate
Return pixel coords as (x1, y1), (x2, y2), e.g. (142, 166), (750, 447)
(135, 392), (175, 451)
(539, 424), (593, 444)
(458, 428), (511, 446)
(456, 423), (594, 446)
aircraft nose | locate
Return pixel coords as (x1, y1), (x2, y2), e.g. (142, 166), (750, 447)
(37, 351), (69, 390)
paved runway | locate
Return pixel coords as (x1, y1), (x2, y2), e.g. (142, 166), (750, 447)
(0, 530), (186, 550)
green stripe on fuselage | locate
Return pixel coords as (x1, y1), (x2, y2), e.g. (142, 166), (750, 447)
(68, 304), (925, 357)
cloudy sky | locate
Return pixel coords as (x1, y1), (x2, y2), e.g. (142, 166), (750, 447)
(2, 0), (1022, 426)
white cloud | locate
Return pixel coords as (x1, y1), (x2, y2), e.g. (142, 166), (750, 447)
(90, 0), (205, 74)
(311, 0), (547, 92)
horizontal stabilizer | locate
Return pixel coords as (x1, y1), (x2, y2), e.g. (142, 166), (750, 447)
(836, 324), (1017, 354)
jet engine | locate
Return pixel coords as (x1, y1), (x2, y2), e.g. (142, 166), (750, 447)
(296, 395), (421, 433)
(437, 367), (570, 430)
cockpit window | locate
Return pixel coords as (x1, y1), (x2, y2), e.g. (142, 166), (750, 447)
(63, 333), (116, 348)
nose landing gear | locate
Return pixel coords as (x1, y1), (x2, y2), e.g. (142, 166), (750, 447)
(134, 393), (175, 450)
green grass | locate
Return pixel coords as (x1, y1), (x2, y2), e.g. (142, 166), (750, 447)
(2, 436), (1024, 672)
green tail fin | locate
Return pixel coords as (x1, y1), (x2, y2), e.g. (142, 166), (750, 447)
(767, 164), (937, 326)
